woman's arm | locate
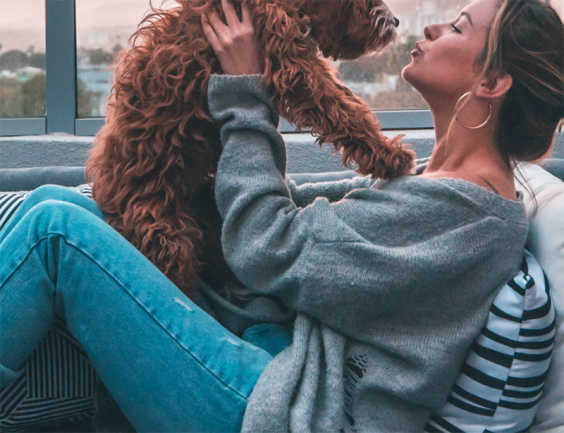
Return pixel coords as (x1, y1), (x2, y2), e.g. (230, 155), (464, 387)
(287, 172), (377, 207)
(207, 73), (515, 335)
(201, 2), (522, 336)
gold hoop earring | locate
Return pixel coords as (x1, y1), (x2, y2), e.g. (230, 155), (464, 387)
(454, 91), (493, 130)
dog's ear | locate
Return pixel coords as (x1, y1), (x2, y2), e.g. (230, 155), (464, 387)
(300, 0), (398, 60)
(300, 0), (354, 58)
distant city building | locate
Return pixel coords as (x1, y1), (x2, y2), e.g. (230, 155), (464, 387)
(399, 0), (462, 37)
(0, 66), (43, 82)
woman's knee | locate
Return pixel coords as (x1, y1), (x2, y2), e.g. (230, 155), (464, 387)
(24, 185), (104, 220)
(27, 185), (76, 204)
(24, 199), (90, 225)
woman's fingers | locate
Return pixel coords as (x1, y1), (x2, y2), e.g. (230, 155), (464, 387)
(201, 14), (223, 55)
(206, 10), (227, 34)
(241, 1), (252, 25)
(222, 0), (241, 26)
(201, 0), (263, 75)
(207, 10), (233, 46)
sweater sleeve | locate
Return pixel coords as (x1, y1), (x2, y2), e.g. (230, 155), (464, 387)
(209, 74), (522, 332)
(209, 74), (320, 308)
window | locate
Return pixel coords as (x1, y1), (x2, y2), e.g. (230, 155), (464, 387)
(1, 1), (562, 136)
(335, 0), (464, 111)
(76, 0), (175, 118)
(0, 0), (46, 117)
(74, 0), (448, 117)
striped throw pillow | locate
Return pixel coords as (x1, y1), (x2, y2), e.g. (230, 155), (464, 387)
(0, 317), (98, 432)
(0, 191), (29, 233)
(0, 184), (93, 235)
(0, 185), (98, 432)
(425, 250), (555, 432)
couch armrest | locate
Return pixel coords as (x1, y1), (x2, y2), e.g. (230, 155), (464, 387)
(0, 166), (86, 191)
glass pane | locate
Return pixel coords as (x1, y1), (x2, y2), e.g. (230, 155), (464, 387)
(76, 0), (174, 117)
(0, 0), (46, 117)
(335, 0), (466, 111)
(76, 0), (563, 116)
(552, 0), (564, 19)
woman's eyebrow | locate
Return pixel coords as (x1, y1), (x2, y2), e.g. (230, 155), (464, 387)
(461, 11), (474, 26)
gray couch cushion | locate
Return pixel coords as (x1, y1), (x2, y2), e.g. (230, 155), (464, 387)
(541, 159), (564, 181)
(0, 166), (86, 191)
(1, 160), (563, 192)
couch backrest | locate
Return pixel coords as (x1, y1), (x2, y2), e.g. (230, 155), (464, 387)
(1, 134), (563, 190)
(1, 159), (564, 192)
(539, 159), (564, 181)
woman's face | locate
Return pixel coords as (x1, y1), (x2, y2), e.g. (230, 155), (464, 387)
(401, 0), (500, 102)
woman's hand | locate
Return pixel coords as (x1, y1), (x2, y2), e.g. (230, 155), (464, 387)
(201, 0), (264, 75)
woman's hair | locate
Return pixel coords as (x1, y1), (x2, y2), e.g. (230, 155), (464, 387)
(476, 0), (563, 166)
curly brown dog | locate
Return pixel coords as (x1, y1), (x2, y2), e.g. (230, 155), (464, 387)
(86, 0), (415, 301)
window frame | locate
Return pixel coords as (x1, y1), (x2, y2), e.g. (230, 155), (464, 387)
(0, 0), (433, 137)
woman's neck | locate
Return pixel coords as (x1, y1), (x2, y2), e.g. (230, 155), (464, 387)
(424, 103), (503, 174)
(421, 104), (517, 200)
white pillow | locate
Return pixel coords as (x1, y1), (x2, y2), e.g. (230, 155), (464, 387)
(516, 162), (564, 432)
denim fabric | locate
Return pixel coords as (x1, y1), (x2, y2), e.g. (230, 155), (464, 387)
(0, 185), (276, 433)
(242, 323), (292, 358)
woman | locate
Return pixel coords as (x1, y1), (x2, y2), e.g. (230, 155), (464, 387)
(0, 0), (562, 431)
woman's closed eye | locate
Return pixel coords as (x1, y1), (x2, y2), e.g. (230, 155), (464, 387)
(451, 23), (462, 33)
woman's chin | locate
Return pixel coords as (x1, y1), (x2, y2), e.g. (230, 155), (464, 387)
(400, 63), (415, 84)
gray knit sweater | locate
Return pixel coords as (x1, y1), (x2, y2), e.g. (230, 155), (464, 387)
(207, 74), (529, 432)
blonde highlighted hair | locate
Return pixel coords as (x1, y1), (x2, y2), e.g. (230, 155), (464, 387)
(478, 0), (563, 165)
(444, 0), (563, 208)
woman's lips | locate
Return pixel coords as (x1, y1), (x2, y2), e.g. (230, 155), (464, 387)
(411, 43), (424, 57)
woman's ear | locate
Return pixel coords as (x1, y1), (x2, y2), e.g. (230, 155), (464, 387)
(476, 72), (513, 100)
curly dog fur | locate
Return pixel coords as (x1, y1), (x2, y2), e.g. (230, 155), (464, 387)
(86, 0), (416, 301)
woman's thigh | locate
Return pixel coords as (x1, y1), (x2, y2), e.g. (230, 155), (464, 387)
(0, 199), (273, 433)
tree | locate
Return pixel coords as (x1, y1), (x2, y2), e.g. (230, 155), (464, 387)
(387, 35), (417, 73)
(0, 77), (24, 116)
(28, 53), (46, 69)
(337, 34), (421, 84)
(88, 48), (114, 65)
(77, 78), (96, 117)
(21, 73), (46, 115)
(0, 74), (95, 117)
(0, 50), (28, 71)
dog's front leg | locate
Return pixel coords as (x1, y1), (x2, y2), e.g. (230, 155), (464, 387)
(268, 55), (415, 179)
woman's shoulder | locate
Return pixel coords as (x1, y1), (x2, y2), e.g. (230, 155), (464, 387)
(358, 172), (528, 228)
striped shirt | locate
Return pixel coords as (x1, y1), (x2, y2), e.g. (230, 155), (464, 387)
(425, 250), (554, 432)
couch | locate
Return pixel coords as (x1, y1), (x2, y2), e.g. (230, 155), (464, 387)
(1, 132), (563, 432)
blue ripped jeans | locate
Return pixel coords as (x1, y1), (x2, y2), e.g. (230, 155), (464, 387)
(0, 185), (285, 432)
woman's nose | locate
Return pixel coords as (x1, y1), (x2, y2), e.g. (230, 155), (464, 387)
(393, 17), (400, 27)
(423, 25), (434, 40)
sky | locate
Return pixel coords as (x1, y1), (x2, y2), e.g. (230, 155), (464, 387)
(1, 0), (562, 51)
(2, 0), (174, 29)
(1, 0), (444, 30)
(1, 0), (176, 50)
(3, 0), (563, 29)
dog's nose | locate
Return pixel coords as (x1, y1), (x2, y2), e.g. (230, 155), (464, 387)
(393, 17), (400, 27)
